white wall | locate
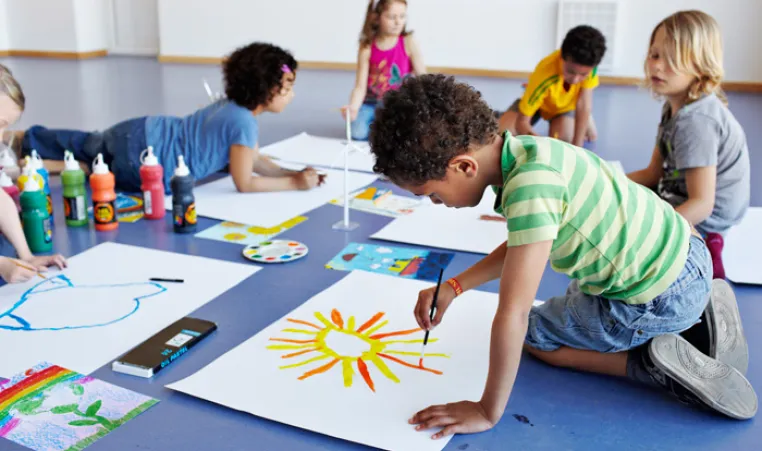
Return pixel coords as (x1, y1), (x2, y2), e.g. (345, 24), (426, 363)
(157, 0), (762, 82)
(109, 0), (160, 55)
(0, 1), (9, 51)
(73, 0), (110, 52)
(6, 0), (79, 52)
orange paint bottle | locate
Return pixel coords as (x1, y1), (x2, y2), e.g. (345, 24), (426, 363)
(90, 153), (118, 231)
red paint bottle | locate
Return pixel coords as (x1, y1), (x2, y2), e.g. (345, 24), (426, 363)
(139, 146), (165, 220)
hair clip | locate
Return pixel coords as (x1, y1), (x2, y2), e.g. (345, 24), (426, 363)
(281, 64), (292, 73)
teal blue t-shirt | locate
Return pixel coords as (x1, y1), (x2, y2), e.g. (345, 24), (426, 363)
(145, 100), (258, 192)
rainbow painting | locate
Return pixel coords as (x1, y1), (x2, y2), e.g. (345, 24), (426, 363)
(0, 362), (158, 451)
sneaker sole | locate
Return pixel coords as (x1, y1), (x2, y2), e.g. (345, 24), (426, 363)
(650, 334), (757, 420)
(706, 279), (749, 375)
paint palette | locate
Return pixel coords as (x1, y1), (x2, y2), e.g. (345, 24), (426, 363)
(242, 240), (309, 264)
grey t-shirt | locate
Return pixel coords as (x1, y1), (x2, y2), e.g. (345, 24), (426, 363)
(656, 93), (750, 235)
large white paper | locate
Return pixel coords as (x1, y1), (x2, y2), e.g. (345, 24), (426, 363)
(724, 207), (762, 285)
(0, 242), (258, 376)
(261, 132), (376, 173)
(167, 271), (497, 451)
(165, 167), (378, 227)
(371, 188), (507, 254)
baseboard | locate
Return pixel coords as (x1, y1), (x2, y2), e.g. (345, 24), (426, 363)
(158, 55), (762, 93)
(3, 49), (108, 59)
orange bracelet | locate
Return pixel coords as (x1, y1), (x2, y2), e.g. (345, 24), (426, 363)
(446, 278), (463, 296)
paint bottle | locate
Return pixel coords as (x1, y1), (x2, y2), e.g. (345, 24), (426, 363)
(29, 150), (53, 219)
(20, 177), (53, 253)
(90, 153), (118, 231)
(61, 150), (88, 227)
(0, 147), (20, 181)
(0, 170), (21, 213)
(171, 155), (196, 234)
(139, 146), (165, 220)
(16, 161), (44, 193)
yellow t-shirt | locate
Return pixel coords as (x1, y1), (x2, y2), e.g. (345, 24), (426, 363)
(518, 50), (599, 120)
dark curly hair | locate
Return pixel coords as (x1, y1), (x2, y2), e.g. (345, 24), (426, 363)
(561, 25), (607, 67)
(369, 74), (498, 186)
(223, 42), (297, 110)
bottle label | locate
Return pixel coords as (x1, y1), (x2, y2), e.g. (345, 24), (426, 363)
(94, 200), (117, 225)
(64, 195), (86, 221)
(173, 202), (196, 227)
(46, 194), (54, 217)
(143, 191), (153, 215)
(42, 217), (52, 243)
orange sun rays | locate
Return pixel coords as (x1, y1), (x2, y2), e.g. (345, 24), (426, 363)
(267, 308), (449, 392)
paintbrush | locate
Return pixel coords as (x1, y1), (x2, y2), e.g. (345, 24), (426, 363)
(202, 78), (214, 101)
(13, 261), (46, 280)
(420, 267), (445, 365)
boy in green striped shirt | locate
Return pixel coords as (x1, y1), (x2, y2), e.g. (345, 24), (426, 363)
(368, 75), (756, 439)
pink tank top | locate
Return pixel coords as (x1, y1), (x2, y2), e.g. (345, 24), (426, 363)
(366, 36), (412, 103)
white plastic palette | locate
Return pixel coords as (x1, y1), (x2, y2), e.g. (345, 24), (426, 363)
(242, 240), (309, 264)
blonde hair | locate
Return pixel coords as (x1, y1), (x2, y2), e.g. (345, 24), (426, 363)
(644, 10), (726, 104)
(359, 0), (410, 48)
(0, 64), (25, 111)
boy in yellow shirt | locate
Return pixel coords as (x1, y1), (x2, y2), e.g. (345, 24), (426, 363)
(498, 25), (606, 147)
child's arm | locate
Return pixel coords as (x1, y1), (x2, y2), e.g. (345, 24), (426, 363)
(572, 88), (593, 147)
(627, 146), (664, 189)
(410, 240), (553, 438)
(404, 34), (427, 75)
(675, 167), (716, 225)
(343, 46), (372, 121)
(0, 190), (67, 272)
(228, 144), (320, 192)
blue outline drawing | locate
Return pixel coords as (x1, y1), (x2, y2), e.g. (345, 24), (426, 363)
(0, 275), (167, 332)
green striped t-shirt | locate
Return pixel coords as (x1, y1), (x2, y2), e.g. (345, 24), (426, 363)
(494, 133), (690, 304)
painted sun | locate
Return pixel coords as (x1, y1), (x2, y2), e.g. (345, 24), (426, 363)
(267, 309), (449, 392)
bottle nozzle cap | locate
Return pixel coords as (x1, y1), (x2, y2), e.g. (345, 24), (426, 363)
(63, 150), (80, 171)
(29, 150), (43, 170)
(92, 153), (110, 175)
(0, 148), (16, 168)
(22, 176), (40, 192)
(0, 171), (11, 187)
(174, 155), (190, 177)
(140, 146), (159, 166)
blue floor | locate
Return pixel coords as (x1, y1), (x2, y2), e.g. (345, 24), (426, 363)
(1, 56), (761, 451)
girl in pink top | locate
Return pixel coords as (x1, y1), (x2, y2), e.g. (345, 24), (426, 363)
(342, 0), (426, 140)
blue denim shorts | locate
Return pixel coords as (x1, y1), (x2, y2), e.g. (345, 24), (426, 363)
(350, 102), (378, 141)
(526, 235), (712, 353)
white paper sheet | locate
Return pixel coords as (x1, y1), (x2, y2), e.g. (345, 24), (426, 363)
(0, 242), (258, 376)
(724, 207), (762, 285)
(371, 188), (507, 254)
(164, 168), (378, 227)
(167, 271), (497, 451)
(261, 132), (376, 173)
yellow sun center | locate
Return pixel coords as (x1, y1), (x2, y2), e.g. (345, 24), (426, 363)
(323, 329), (373, 359)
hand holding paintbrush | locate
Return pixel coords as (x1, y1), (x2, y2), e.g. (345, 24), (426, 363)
(419, 267), (445, 365)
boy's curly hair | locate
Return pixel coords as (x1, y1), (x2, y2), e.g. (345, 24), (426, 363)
(223, 42), (297, 110)
(369, 74), (498, 186)
(561, 25), (607, 67)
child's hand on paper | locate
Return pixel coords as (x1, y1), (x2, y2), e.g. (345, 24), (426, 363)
(293, 168), (321, 191)
(24, 254), (67, 272)
(0, 257), (36, 283)
(409, 400), (494, 439)
(414, 283), (457, 330)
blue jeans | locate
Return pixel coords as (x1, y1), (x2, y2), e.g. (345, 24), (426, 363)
(23, 118), (148, 193)
(526, 235), (712, 352)
(350, 103), (378, 141)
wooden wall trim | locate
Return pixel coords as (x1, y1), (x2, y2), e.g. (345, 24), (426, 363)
(2, 49), (109, 59)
